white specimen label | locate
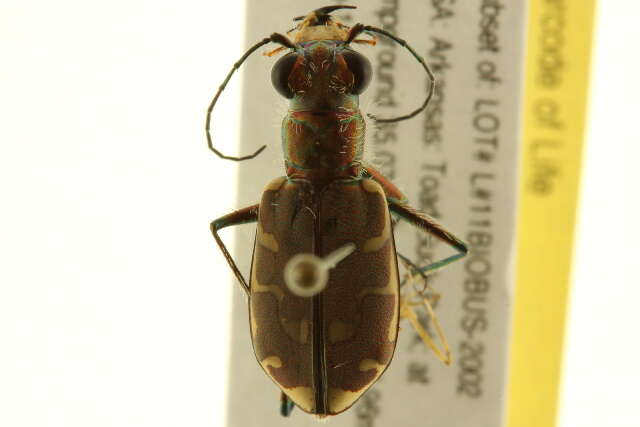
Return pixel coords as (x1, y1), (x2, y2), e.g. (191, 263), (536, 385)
(226, 1), (525, 426)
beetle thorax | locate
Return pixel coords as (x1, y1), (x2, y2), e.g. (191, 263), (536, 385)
(281, 109), (365, 183)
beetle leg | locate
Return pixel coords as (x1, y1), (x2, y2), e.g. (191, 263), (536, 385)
(280, 391), (295, 417)
(389, 201), (468, 275)
(362, 166), (467, 274)
(398, 255), (452, 365)
(210, 204), (259, 296)
(362, 164), (409, 205)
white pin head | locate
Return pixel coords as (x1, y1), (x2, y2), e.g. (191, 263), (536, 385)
(284, 243), (356, 298)
(284, 254), (329, 297)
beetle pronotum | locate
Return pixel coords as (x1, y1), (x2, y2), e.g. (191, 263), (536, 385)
(206, 5), (468, 418)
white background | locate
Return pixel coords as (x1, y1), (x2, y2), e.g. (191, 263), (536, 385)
(0, 1), (638, 427)
(556, 2), (640, 426)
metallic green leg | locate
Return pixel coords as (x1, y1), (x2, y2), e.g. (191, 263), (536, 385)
(389, 201), (468, 275)
(280, 392), (295, 417)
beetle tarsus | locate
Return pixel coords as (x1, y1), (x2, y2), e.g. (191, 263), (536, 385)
(280, 392), (295, 417)
(398, 255), (453, 365)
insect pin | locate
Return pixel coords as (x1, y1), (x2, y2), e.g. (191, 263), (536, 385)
(206, 4), (468, 418)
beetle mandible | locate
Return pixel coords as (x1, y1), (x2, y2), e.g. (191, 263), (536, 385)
(206, 5), (468, 418)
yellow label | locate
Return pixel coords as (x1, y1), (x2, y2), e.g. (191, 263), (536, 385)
(506, 1), (597, 427)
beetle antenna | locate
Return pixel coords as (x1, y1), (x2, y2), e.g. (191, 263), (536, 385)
(349, 25), (436, 124)
(205, 33), (295, 161)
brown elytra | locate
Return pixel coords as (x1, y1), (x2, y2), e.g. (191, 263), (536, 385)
(249, 177), (399, 415)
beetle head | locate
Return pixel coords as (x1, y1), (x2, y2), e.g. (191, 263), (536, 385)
(269, 6), (373, 104)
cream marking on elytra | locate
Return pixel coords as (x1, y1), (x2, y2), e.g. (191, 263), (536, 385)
(328, 318), (355, 343)
(263, 176), (287, 191)
(327, 386), (372, 414)
(299, 318), (309, 343)
(283, 387), (315, 413)
(257, 223), (279, 252)
(282, 318), (311, 344)
(362, 181), (391, 253)
(251, 262), (285, 301)
(357, 234), (399, 342)
(359, 359), (385, 372)
(261, 355), (283, 369)
(250, 304), (258, 338)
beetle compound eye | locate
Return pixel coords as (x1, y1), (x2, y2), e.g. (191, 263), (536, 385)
(342, 50), (372, 95)
(284, 254), (329, 298)
(271, 52), (298, 99)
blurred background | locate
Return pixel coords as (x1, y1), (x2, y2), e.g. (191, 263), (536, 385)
(0, 1), (638, 426)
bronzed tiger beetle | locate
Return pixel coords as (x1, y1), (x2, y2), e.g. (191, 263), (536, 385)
(206, 5), (468, 418)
